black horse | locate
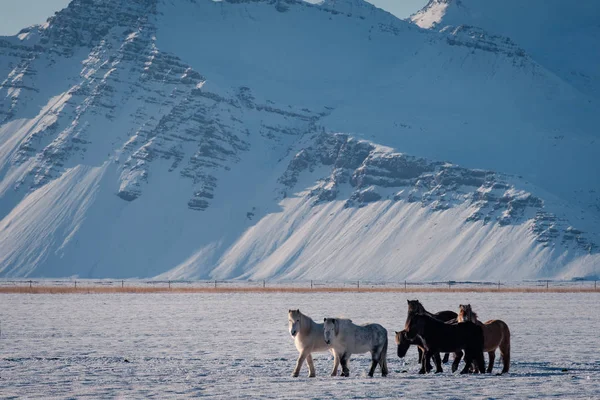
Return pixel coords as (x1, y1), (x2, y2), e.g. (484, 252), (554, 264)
(395, 330), (464, 373)
(404, 313), (485, 374)
(406, 300), (458, 364)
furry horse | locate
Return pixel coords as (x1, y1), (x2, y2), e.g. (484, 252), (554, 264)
(288, 309), (338, 377)
(404, 313), (485, 374)
(458, 304), (511, 374)
(395, 330), (464, 374)
(323, 318), (388, 377)
(406, 300), (457, 364)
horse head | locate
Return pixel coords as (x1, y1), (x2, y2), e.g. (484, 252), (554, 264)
(458, 304), (475, 322)
(323, 318), (339, 344)
(395, 330), (412, 358)
(407, 299), (425, 315)
(288, 309), (302, 337)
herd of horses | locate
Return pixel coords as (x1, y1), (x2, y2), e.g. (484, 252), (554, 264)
(288, 300), (510, 378)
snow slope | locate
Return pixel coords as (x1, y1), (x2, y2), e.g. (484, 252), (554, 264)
(0, 0), (598, 279)
(410, 0), (600, 99)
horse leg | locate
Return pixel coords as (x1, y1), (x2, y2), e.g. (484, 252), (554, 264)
(442, 352), (450, 364)
(475, 351), (486, 374)
(500, 334), (510, 374)
(306, 353), (316, 377)
(469, 360), (476, 373)
(460, 351), (473, 374)
(433, 352), (443, 373)
(419, 352), (427, 374)
(417, 346), (423, 364)
(292, 351), (307, 377)
(486, 351), (495, 374)
(379, 338), (389, 377)
(452, 351), (463, 373)
(331, 351), (340, 377)
(368, 347), (380, 377)
(340, 352), (351, 377)
(379, 355), (388, 377)
(426, 352), (435, 373)
(420, 346), (433, 372)
(420, 351), (432, 374)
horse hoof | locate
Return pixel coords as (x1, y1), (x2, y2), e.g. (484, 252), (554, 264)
(309, 374), (316, 378)
(435, 370), (443, 374)
(418, 370), (426, 375)
(292, 373), (299, 378)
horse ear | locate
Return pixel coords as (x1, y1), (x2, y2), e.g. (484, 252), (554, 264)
(324, 318), (327, 322)
(334, 319), (339, 336)
(407, 299), (410, 304)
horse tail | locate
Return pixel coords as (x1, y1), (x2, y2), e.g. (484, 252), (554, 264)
(380, 336), (389, 376)
(499, 320), (510, 373)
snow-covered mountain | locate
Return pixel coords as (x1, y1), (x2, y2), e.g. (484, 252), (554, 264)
(411, 0), (600, 99)
(0, 0), (598, 280)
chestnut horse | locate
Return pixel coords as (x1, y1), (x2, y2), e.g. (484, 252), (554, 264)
(458, 304), (511, 374)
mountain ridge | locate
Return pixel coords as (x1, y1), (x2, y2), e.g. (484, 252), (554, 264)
(0, 0), (598, 279)
(410, 0), (600, 99)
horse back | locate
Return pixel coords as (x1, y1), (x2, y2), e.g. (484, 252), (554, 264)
(483, 319), (510, 337)
(434, 310), (458, 322)
(424, 319), (483, 352)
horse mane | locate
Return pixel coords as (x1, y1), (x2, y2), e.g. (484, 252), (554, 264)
(407, 300), (438, 320)
(405, 310), (436, 330)
(334, 318), (353, 324)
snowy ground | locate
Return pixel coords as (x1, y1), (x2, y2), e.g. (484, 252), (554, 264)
(1, 292), (599, 398)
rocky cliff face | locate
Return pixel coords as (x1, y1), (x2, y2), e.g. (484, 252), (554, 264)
(0, 0), (597, 279)
(279, 133), (597, 256)
(0, 0), (325, 213)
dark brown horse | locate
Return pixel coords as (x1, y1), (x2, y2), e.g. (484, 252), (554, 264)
(395, 330), (464, 373)
(404, 313), (485, 374)
(406, 300), (457, 364)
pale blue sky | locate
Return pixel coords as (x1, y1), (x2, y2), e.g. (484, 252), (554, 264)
(0, 0), (428, 36)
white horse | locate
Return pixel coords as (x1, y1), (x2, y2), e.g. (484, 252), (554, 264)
(288, 309), (339, 377)
(323, 318), (388, 377)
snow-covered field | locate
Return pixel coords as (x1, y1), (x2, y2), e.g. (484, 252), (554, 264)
(1, 292), (599, 398)
(1, 0), (599, 281)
